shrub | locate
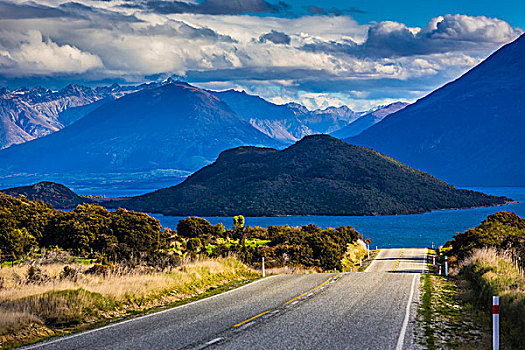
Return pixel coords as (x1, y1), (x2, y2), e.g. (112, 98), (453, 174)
(177, 217), (214, 238)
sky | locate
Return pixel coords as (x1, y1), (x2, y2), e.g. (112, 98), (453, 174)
(0, 0), (523, 110)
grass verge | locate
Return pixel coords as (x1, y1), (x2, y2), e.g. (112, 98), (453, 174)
(415, 273), (489, 349)
(0, 257), (260, 349)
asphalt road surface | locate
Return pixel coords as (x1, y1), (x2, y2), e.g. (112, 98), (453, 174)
(21, 248), (427, 350)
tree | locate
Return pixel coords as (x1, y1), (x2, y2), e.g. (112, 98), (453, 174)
(177, 217), (214, 238)
(0, 226), (36, 259)
(187, 238), (203, 252)
(233, 215), (245, 230)
(213, 223), (226, 238)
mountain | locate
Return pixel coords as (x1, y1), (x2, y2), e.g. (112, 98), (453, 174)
(211, 90), (360, 143)
(331, 102), (409, 139)
(0, 82), (281, 187)
(211, 89), (313, 143)
(302, 105), (362, 134)
(348, 34), (525, 186)
(118, 135), (509, 216)
(0, 84), (136, 149)
(1, 181), (91, 208)
(0, 78), (187, 151)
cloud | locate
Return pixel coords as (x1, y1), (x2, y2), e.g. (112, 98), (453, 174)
(0, 1), (66, 19)
(138, 0), (290, 15)
(0, 0), (522, 109)
(0, 31), (103, 76)
(259, 30), (291, 44)
(302, 14), (523, 58)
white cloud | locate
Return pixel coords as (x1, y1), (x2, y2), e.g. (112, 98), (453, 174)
(0, 0), (522, 108)
(0, 30), (103, 76)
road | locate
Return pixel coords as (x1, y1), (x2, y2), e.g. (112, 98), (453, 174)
(21, 248), (427, 350)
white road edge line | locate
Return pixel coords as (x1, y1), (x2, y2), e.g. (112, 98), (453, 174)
(364, 248), (384, 273)
(20, 275), (278, 350)
(395, 272), (418, 350)
(205, 337), (223, 345)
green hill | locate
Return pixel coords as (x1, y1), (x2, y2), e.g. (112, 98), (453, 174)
(1, 181), (91, 208)
(119, 135), (509, 216)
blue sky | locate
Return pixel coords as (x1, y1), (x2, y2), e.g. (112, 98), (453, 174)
(281, 0), (525, 28)
(0, 0), (523, 110)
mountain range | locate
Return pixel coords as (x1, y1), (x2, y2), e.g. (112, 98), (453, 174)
(118, 135), (509, 216)
(348, 34), (525, 186)
(0, 83), (135, 150)
(213, 89), (406, 143)
(0, 79), (406, 190)
(0, 82), (281, 188)
(331, 102), (409, 139)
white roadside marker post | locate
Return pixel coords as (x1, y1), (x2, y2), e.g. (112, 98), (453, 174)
(360, 258), (362, 266)
(262, 257), (265, 277)
(493, 296), (499, 350)
(438, 265), (441, 275)
(367, 244), (370, 259)
(433, 255), (435, 266)
(445, 256), (449, 277)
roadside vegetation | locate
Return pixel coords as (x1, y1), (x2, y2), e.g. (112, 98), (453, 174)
(0, 255), (257, 348)
(418, 211), (525, 349)
(0, 193), (373, 348)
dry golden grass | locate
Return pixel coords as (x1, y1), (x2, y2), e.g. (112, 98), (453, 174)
(457, 247), (525, 349)
(0, 257), (259, 348)
(457, 247), (525, 294)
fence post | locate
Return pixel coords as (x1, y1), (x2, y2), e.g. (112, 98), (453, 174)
(262, 257), (265, 277)
(493, 296), (499, 350)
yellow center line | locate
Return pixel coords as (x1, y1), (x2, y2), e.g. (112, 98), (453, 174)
(233, 310), (271, 328)
(391, 248), (404, 271)
(232, 272), (344, 328)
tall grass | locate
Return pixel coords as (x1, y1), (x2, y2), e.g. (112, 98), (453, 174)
(458, 247), (525, 349)
(0, 257), (259, 348)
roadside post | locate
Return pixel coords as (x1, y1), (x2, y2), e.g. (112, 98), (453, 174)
(262, 257), (265, 277)
(445, 256), (449, 277)
(438, 265), (442, 275)
(433, 255), (435, 266)
(364, 238), (372, 259)
(493, 296), (499, 350)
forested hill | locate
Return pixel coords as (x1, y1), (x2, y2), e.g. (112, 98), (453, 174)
(1, 182), (91, 208)
(118, 135), (510, 216)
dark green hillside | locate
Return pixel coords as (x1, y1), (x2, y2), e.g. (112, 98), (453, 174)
(1, 181), (92, 208)
(120, 135), (509, 216)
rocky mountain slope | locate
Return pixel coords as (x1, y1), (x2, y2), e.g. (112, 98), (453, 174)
(331, 102), (409, 139)
(212, 90), (363, 143)
(0, 84), (136, 149)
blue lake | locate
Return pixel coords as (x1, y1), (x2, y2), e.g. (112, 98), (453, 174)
(75, 187), (525, 249)
(136, 187), (524, 249)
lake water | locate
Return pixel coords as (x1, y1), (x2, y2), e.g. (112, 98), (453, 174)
(137, 187), (525, 249)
